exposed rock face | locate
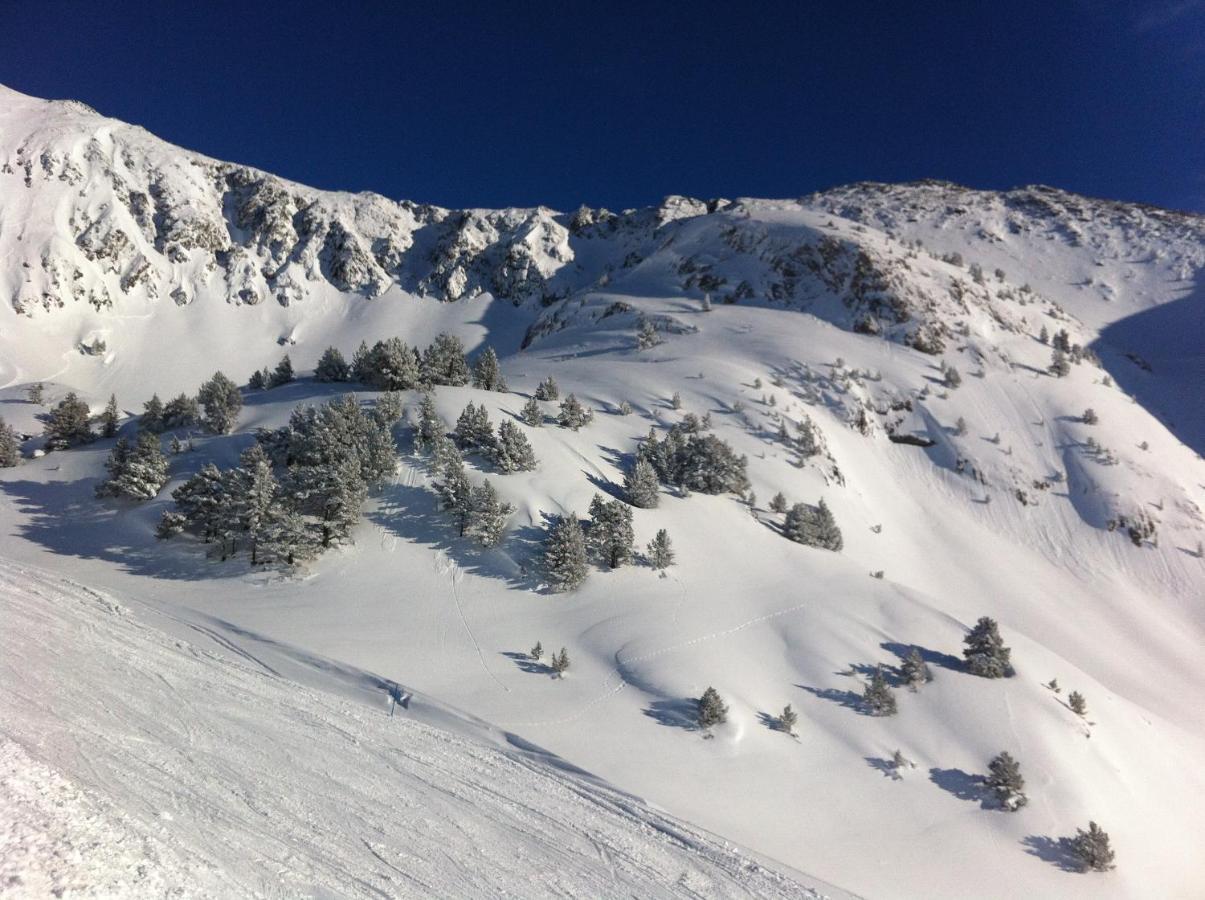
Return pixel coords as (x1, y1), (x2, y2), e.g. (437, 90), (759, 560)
(1, 86), (1202, 357)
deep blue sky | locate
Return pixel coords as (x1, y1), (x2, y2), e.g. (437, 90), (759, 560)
(2, 1), (1203, 212)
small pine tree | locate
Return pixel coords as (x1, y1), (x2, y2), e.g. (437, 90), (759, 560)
(493, 420), (537, 472)
(1049, 348), (1071, 377)
(140, 394), (165, 432)
(1068, 691), (1087, 716)
(27, 383), (45, 405)
(155, 509), (187, 540)
(413, 392), (444, 454)
(671, 390), (682, 409)
(697, 686), (728, 728)
(471, 346), (507, 392)
(587, 494), (635, 568)
(269, 355), (295, 388)
(351, 340), (373, 384)
(315, 346), (351, 382)
(624, 457), (660, 508)
(197, 372), (243, 434)
(551, 647), (570, 676)
(453, 402), (496, 455)
(636, 318), (661, 350)
(1038, 325), (1049, 344)
(521, 396), (543, 427)
(0, 417), (20, 467)
(99, 394), (120, 438)
(891, 749), (914, 775)
(782, 499), (843, 551)
(945, 366), (962, 389)
(534, 376), (559, 401)
(162, 394), (200, 429)
(1070, 822), (1115, 872)
(646, 529), (674, 569)
(701, 292), (712, 312)
(96, 431), (168, 501)
(863, 666), (897, 716)
(467, 479), (514, 547)
(544, 513), (589, 592)
(374, 391), (405, 426)
(1082, 408), (1098, 425)
(530, 641), (543, 661)
(43, 392), (94, 450)
(963, 616), (1012, 678)
(769, 492), (788, 514)
(900, 648), (930, 690)
(986, 751), (1028, 810)
(778, 704), (798, 734)
(618, 399), (633, 416)
(248, 368), (267, 390)
(557, 394), (593, 430)
(421, 333), (471, 386)
(954, 416), (968, 436)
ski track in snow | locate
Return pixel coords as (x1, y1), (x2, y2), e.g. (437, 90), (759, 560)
(0, 558), (840, 900)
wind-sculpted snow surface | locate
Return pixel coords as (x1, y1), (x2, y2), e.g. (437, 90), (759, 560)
(0, 559), (838, 899)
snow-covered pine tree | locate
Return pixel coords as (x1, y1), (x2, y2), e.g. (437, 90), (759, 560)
(467, 480), (514, 547)
(96, 430), (168, 501)
(986, 751), (1028, 810)
(534, 376), (559, 401)
(1068, 691), (1087, 716)
(618, 400), (633, 416)
(0, 417), (19, 467)
(421, 333), (470, 386)
(521, 397), (543, 427)
(543, 513), (589, 591)
(671, 391), (683, 409)
(453, 402), (496, 454)
(796, 417), (820, 457)
(954, 416), (968, 436)
(529, 641), (543, 661)
(99, 394), (120, 438)
(1049, 348), (1071, 377)
(1070, 822), (1115, 872)
(248, 368), (267, 390)
(636, 318), (661, 350)
(551, 648), (570, 677)
(587, 494), (635, 568)
(697, 686), (728, 727)
(863, 665), (898, 716)
(351, 340), (373, 384)
(945, 366), (962, 389)
(374, 391), (405, 427)
(769, 491), (788, 514)
(900, 648), (931, 690)
(413, 392), (444, 453)
(492, 419), (537, 472)
(624, 457), (660, 508)
(43, 392), (94, 450)
(782, 499), (843, 551)
(27, 383), (44, 405)
(315, 346), (351, 382)
(963, 616), (1012, 678)
(471, 346), (507, 391)
(172, 463), (228, 542)
(1082, 408), (1098, 425)
(435, 456), (473, 537)
(289, 451), (367, 549)
(367, 338), (421, 390)
(779, 704), (798, 734)
(1039, 325), (1049, 344)
(269, 354), (295, 388)
(155, 510), (187, 540)
(258, 501), (314, 567)
(228, 444), (279, 565)
(197, 372), (243, 434)
(557, 393), (593, 430)
(140, 394), (165, 432)
(162, 394), (200, 429)
(646, 529), (674, 569)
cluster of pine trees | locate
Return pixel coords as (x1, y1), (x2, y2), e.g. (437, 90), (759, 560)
(158, 395), (397, 564)
(637, 414), (749, 495)
(452, 403), (537, 472)
(541, 495), (674, 592)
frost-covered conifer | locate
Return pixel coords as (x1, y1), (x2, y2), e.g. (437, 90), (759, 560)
(697, 686), (728, 727)
(198, 372), (243, 434)
(454, 402), (496, 455)
(782, 499), (842, 551)
(530, 641), (543, 660)
(421, 333), (470, 386)
(413, 392), (444, 453)
(624, 457), (660, 508)
(315, 346), (351, 382)
(945, 366), (962, 389)
(43, 392), (94, 450)
(99, 394), (120, 438)
(248, 368), (267, 391)
(96, 431), (168, 501)
(269, 354), (295, 388)
(162, 394), (200, 430)
(1082, 408), (1098, 425)
(963, 616), (1012, 678)
(468, 480), (514, 547)
(954, 416), (968, 436)
(172, 463), (228, 542)
(636, 318), (661, 350)
(1049, 348), (1071, 377)
(1068, 691), (1087, 716)
(900, 648), (931, 690)
(778, 704), (798, 734)
(1071, 822), (1115, 872)
(471, 346), (507, 392)
(551, 648), (570, 677)
(155, 510), (186, 540)
(521, 397), (543, 427)
(671, 391), (683, 409)
(140, 394), (165, 432)
(233, 444), (280, 564)
(27, 383), (44, 405)
(1039, 325), (1049, 344)
(0, 417), (20, 467)
(646, 528), (674, 569)
(374, 391), (405, 427)
(543, 513), (589, 592)
(367, 338), (421, 390)
(534, 376), (559, 401)
(618, 400), (633, 416)
(587, 494), (635, 568)
(769, 492), (788, 514)
(492, 420), (537, 472)
(351, 340), (373, 384)
(796, 417), (820, 457)
(863, 665), (897, 716)
(557, 393), (593, 430)
(986, 751), (1028, 810)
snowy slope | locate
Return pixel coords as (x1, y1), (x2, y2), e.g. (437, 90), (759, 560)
(1, 84), (1204, 899)
(0, 558), (839, 899)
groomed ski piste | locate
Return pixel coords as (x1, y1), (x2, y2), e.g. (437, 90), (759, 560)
(1, 84), (1203, 898)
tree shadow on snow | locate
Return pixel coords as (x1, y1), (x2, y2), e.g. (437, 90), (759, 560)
(865, 757), (903, 780)
(928, 768), (991, 807)
(583, 470), (626, 502)
(797, 684), (869, 715)
(642, 698), (701, 731)
(881, 641), (964, 674)
(1021, 835), (1082, 873)
(501, 651), (554, 677)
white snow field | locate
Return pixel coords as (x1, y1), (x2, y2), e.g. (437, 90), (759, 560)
(1, 84), (1204, 898)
